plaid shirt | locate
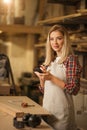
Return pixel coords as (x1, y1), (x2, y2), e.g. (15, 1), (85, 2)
(39, 55), (82, 95)
(64, 55), (82, 95)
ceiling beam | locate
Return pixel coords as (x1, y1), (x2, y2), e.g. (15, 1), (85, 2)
(0, 24), (43, 35)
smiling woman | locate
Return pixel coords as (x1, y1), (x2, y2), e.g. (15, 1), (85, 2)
(35, 24), (82, 130)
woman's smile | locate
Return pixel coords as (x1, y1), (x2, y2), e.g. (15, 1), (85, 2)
(53, 44), (59, 50)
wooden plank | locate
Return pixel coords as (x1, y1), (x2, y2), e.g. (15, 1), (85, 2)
(34, 43), (45, 48)
(47, 0), (80, 5)
(0, 96), (50, 117)
(77, 9), (87, 13)
(37, 12), (87, 25)
(0, 25), (43, 34)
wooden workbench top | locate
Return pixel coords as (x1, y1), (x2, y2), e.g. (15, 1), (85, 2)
(0, 96), (50, 117)
(0, 96), (52, 130)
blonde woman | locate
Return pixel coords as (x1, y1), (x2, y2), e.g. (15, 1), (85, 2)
(35, 25), (82, 130)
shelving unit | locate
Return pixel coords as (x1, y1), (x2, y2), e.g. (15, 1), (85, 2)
(38, 10), (87, 28)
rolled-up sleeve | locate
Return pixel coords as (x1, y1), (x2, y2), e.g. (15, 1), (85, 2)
(64, 55), (82, 95)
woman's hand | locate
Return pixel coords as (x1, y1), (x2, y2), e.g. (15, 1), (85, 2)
(34, 65), (65, 89)
(35, 71), (52, 81)
(34, 65), (52, 87)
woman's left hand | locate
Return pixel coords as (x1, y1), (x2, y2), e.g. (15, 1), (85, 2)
(35, 71), (52, 81)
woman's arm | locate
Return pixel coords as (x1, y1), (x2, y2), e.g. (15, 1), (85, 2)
(49, 73), (65, 89)
(64, 55), (82, 95)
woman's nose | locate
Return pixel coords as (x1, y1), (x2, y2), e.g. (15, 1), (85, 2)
(54, 39), (58, 44)
(54, 38), (57, 43)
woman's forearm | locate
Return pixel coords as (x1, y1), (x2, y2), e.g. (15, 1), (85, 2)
(50, 74), (65, 89)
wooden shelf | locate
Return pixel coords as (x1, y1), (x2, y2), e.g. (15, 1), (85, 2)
(74, 48), (87, 53)
(0, 24), (43, 35)
(47, 0), (81, 5)
(37, 10), (87, 28)
(71, 39), (87, 43)
(34, 43), (45, 48)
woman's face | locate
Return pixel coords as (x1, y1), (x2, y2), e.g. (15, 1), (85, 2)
(49, 30), (64, 55)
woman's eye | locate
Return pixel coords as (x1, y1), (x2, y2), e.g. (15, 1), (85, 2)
(57, 37), (63, 40)
(58, 38), (62, 40)
(50, 37), (63, 41)
(50, 38), (53, 41)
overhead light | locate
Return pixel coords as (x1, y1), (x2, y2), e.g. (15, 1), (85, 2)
(3, 0), (12, 4)
(0, 30), (3, 34)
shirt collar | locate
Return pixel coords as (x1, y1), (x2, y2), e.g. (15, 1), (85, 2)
(55, 57), (61, 63)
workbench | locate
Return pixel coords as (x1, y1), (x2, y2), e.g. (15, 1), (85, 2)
(0, 96), (52, 130)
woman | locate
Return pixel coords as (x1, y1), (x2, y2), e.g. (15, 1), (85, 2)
(35, 25), (82, 130)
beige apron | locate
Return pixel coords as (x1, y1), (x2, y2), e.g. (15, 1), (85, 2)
(43, 57), (77, 130)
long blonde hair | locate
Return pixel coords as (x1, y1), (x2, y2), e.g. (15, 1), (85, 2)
(44, 25), (73, 66)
